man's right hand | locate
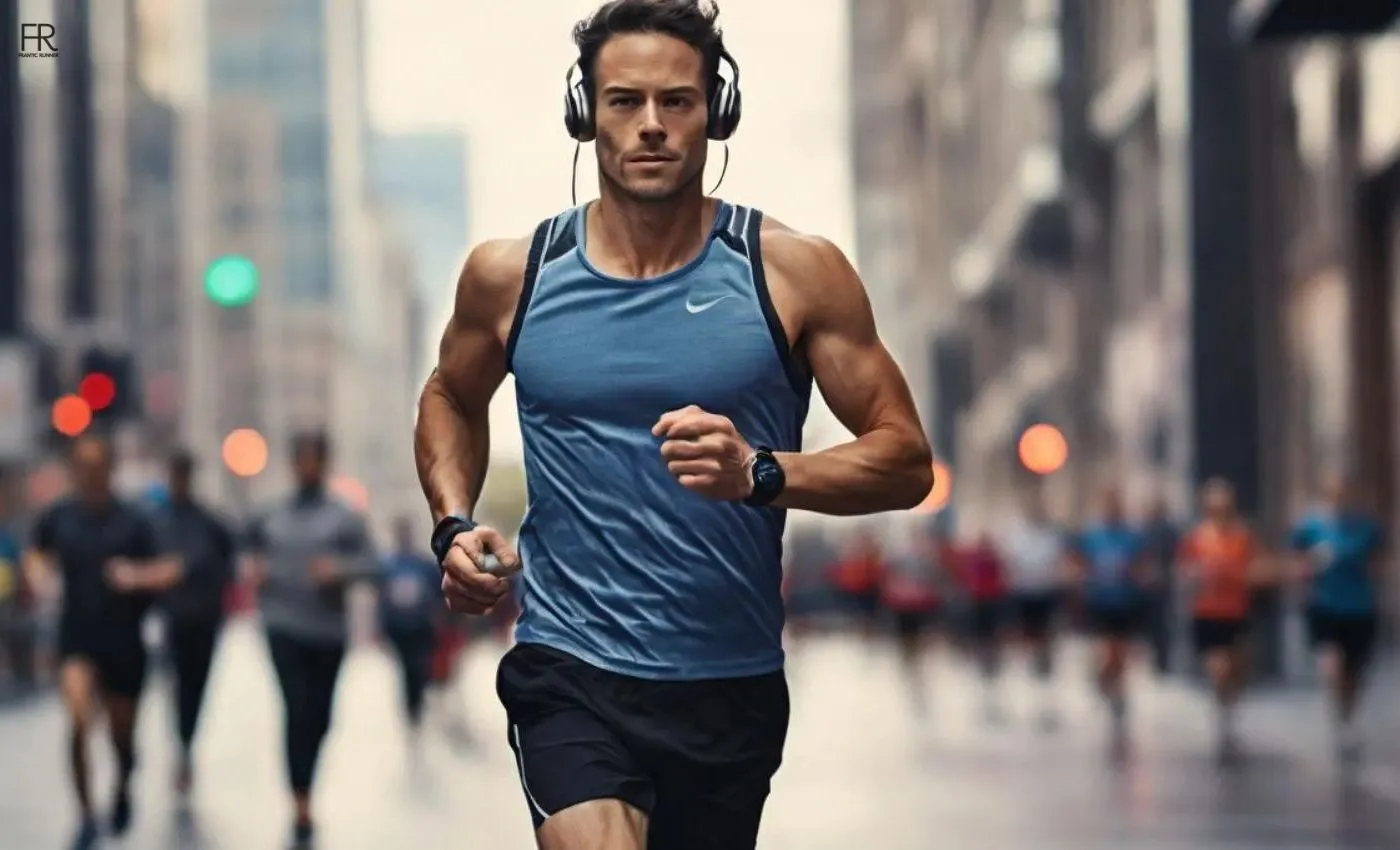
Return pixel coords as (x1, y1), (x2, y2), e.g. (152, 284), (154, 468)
(441, 524), (520, 615)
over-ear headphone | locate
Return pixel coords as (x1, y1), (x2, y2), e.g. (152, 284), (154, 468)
(563, 47), (742, 143)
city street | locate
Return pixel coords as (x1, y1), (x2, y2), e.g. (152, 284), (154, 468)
(2, 621), (1398, 849)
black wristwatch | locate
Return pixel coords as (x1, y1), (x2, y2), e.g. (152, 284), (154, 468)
(743, 448), (786, 507)
(431, 514), (477, 566)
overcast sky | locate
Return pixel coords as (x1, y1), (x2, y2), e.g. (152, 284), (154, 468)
(365, 0), (857, 459)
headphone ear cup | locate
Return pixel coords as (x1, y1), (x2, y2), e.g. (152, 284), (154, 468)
(708, 81), (740, 141)
(563, 89), (582, 140)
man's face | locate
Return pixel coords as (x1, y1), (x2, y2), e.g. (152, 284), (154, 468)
(293, 443), (325, 487)
(71, 440), (111, 496)
(1202, 483), (1234, 520)
(592, 33), (710, 203)
(168, 464), (191, 500)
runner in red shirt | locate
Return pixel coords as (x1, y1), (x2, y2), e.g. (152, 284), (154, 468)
(953, 533), (1008, 721)
(830, 529), (886, 641)
(880, 524), (944, 713)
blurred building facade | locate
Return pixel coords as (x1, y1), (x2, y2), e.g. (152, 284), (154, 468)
(370, 132), (469, 321)
(853, 0), (1400, 646)
(7, 0), (430, 535)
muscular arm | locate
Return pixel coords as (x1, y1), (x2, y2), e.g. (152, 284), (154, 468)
(414, 237), (529, 524)
(764, 231), (933, 514)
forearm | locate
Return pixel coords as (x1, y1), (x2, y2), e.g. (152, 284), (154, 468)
(415, 373), (491, 522)
(773, 426), (932, 515)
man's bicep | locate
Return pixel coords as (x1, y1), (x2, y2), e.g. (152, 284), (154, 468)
(802, 245), (920, 436)
(431, 241), (522, 412)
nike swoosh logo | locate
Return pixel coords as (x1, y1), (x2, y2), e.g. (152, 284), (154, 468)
(685, 294), (737, 314)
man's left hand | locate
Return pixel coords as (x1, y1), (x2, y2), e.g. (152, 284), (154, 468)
(653, 405), (754, 501)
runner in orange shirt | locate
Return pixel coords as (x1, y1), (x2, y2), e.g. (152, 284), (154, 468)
(1178, 478), (1271, 760)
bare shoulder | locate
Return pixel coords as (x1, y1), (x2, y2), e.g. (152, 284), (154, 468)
(451, 234), (532, 328)
(756, 215), (865, 320)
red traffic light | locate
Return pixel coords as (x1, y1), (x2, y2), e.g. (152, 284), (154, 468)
(78, 372), (116, 411)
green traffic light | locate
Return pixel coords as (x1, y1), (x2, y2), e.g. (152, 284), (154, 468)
(204, 254), (259, 306)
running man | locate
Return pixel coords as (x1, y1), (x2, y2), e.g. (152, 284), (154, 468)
(24, 435), (181, 849)
(880, 520), (942, 714)
(243, 431), (378, 849)
(831, 527), (887, 641)
(153, 449), (237, 800)
(413, 2), (933, 846)
(1072, 486), (1149, 749)
(1179, 478), (1267, 760)
(954, 531), (1009, 721)
(378, 516), (443, 753)
(1001, 487), (1071, 729)
(1289, 472), (1385, 764)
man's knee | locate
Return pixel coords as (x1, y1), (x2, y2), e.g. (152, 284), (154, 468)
(536, 798), (648, 850)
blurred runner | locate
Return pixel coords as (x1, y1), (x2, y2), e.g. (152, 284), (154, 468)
(1141, 496), (1182, 677)
(1179, 478), (1267, 761)
(152, 449), (237, 800)
(378, 516), (442, 756)
(830, 527), (886, 641)
(0, 475), (35, 689)
(955, 532), (1008, 722)
(1289, 472), (1385, 765)
(781, 525), (837, 648)
(242, 431), (378, 849)
(1001, 487), (1071, 730)
(880, 520), (942, 714)
(1072, 486), (1148, 750)
(24, 435), (181, 849)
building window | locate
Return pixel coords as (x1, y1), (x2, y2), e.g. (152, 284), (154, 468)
(279, 120), (328, 181)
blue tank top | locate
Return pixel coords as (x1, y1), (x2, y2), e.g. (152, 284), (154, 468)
(506, 202), (811, 680)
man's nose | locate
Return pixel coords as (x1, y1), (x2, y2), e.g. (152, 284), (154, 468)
(639, 101), (665, 138)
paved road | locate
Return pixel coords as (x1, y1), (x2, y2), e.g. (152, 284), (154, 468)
(1, 622), (1397, 849)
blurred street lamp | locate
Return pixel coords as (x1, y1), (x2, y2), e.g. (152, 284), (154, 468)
(222, 428), (268, 477)
(1018, 423), (1068, 475)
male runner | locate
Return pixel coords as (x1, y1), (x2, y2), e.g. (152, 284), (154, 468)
(1072, 486), (1149, 749)
(154, 449), (237, 799)
(879, 521), (941, 714)
(1001, 487), (1070, 729)
(24, 435), (181, 849)
(1179, 478), (1266, 760)
(413, 3), (932, 847)
(378, 516), (442, 751)
(1289, 472), (1385, 764)
(955, 531), (1008, 721)
(243, 431), (377, 848)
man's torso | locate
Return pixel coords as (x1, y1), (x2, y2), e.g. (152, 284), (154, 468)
(503, 201), (813, 680)
(1184, 522), (1254, 620)
(1079, 524), (1143, 608)
(1295, 512), (1380, 616)
(42, 498), (153, 631)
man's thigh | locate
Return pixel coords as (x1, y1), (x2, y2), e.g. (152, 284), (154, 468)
(642, 672), (790, 850)
(499, 645), (656, 842)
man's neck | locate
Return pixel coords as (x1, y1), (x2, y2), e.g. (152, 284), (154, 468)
(590, 182), (714, 279)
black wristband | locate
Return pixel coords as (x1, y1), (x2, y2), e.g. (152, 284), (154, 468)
(430, 515), (477, 565)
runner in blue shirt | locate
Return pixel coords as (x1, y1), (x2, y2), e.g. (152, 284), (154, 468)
(1072, 486), (1149, 749)
(1289, 473), (1385, 764)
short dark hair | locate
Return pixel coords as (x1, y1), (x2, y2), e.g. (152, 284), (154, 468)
(573, 0), (725, 93)
(291, 429), (331, 461)
(168, 449), (195, 476)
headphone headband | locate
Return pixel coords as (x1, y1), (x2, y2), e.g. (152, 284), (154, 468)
(563, 45), (743, 143)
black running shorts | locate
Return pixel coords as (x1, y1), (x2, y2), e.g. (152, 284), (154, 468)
(497, 643), (789, 849)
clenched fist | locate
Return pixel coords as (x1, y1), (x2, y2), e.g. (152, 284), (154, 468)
(440, 524), (520, 615)
(653, 404), (754, 501)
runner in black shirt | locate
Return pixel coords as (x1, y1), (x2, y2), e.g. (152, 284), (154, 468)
(24, 435), (181, 849)
(154, 449), (236, 801)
